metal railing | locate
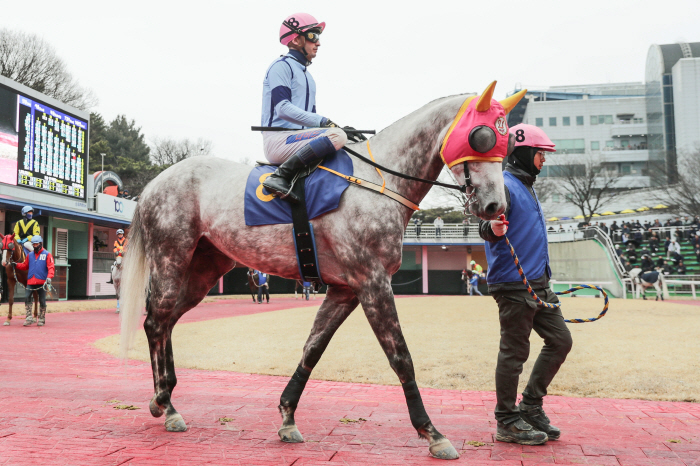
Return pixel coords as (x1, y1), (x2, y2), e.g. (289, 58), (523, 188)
(404, 224), (483, 241)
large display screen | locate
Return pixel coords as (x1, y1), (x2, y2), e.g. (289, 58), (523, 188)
(0, 83), (88, 199)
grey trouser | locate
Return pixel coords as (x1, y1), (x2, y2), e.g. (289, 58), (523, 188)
(493, 287), (572, 424)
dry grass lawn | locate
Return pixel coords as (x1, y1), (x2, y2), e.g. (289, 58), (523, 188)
(95, 296), (700, 402)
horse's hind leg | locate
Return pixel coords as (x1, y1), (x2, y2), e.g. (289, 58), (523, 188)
(145, 242), (235, 432)
(277, 285), (359, 443)
(351, 275), (459, 460)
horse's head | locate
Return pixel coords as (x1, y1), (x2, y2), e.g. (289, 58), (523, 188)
(628, 268), (642, 281)
(116, 255), (123, 266)
(441, 81), (526, 220)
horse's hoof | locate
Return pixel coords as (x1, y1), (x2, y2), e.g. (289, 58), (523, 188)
(429, 438), (460, 460)
(3, 321), (9, 326)
(149, 397), (165, 417)
(165, 413), (187, 432)
(278, 425), (304, 443)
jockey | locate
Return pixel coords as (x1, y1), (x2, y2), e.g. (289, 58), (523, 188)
(14, 206), (40, 253)
(479, 124), (571, 445)
(15, 236), (54, 327)
(107, 229), (127, 285)
(470, 260), (483, 276)
(260, 13), (355, 203)
(113, 229), (128, 256)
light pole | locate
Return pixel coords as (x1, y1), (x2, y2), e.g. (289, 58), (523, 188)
(100, 153), (105, 194)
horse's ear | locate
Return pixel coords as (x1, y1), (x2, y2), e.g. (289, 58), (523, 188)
(476, 81), (497, 112)
(500, 88), (527, 115)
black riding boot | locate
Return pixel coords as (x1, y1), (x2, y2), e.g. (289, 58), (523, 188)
(263, 137), (336, 203)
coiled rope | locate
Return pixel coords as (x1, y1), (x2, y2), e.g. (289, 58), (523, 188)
(504, 235), (609, 323)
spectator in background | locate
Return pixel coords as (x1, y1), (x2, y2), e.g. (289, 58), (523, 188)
(676, 260), (687, 275)
(463, 217), (470, 237)
(558, 225), (565, 232)
(649, 233), (660, 253)
(662, 260), (673, 275)
(626, 243), (638, 264)
(674, 229), (684, 244)
(434, 216), (444, 238)
(655, 254), (665, 269)
(695, 246), (700, 264)
(667, 239), (680, 259)
(652, 219), (662, 228)
(624, 260), (633, 272)
(610, 221), (619, 240)
(640, 254), (654, 272)
(548, 225), (554, 232)
(600, 222), (609, 235)
(615, 245), (623, 258)
(693, 234), (700, 250)
(255, 270), (270, 304)
(413, 217), (422, 237)
(640, 245), (651, 258)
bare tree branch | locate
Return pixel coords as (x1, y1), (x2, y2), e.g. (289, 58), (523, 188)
(548, 153), (621, 223)
(0, 28), (97, 110)
(151, 137), (213, 166)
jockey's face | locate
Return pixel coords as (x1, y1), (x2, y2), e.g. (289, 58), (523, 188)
(534, 151), (547, 170)
(117, 233), (124, 239)
(303, 35), (320, 60)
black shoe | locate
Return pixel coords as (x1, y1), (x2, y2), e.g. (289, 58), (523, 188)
(262, 145), (319, 203)
(106, 280), (113, 284)
(519, 403), (560, 440)
(496, 418), (548, 445)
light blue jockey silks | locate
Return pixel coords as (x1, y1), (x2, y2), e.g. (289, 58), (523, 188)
(485, 171), (551, 285)
(261, 50), (326, 129)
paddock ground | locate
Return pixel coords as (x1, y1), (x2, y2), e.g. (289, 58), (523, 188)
(96, 295), (700, 403)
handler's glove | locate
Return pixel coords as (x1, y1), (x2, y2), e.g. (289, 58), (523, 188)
(491, 214), (509, 236)
(343, 126), (368, 143)
(46, 278), (52, 285)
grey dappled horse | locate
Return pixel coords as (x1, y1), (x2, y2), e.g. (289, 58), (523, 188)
(120, 93), (510, 459)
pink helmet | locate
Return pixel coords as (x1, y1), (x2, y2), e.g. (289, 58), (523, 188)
(279, 13), (326, 46)
(509, 124), (556, 152)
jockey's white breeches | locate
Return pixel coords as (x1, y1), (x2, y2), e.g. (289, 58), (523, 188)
(23, 242), (33, 252)
(262, 128), (347, 165)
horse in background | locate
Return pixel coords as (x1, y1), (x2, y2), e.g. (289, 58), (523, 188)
(246, 268), (260, 303)
(1, 235), (39, 325)
(629, 268), (667, 300)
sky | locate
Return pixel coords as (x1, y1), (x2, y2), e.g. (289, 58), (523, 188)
(3, 0), (700, 206)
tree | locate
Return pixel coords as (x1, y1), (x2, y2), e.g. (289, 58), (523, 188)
(654, 146), (700, 217)
(105, 115), (151, 163)
(0, 28), (96, 110)
(151, 137), (213, 166)
(548, 153), (621, 223)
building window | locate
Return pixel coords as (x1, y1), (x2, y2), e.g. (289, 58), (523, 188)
(598, 115), (605, 124)
(550, 139), (585, 154)
(563, 116), (570, 126)
(576, 116), (584, 126)
(535, 118), (543, 127)
(606, 140), (614, 148)
(621, 140), (629, 148)
(590, 115), (598, 125)
(591, 141), (600, 151)
(621, 164), (631, 175)
(552, 193), (560, 203)
(549, 117), (557, 126)
(604, 115), (613, 124)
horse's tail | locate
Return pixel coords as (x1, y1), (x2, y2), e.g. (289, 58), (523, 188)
(119, 207), (150, 359)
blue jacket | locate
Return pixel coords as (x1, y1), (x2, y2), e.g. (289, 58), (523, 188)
(256, 271), (268, 286)
(16, 247), (55, 285)
(485, 170), (551, 287)
(261, 50), (325, 129)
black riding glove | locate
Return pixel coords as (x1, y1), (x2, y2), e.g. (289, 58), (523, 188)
(343, 126), (368, 143)
(321, 118), (339, 128)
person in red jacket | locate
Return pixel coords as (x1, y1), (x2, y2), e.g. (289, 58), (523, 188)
(15, 236), (54, 327)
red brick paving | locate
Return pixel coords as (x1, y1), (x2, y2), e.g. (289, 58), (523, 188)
(1, 297), (699, 465)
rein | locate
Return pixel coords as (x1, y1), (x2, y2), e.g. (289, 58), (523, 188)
(504, 235), (610, 323)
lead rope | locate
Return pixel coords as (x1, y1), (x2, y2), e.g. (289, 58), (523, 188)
(504, 235), (609, 323)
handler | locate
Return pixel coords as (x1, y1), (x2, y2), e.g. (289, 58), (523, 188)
(260, 12), (359, 203)
(15, 236), (54, 327)
(256, 270), (270, 304)
(14, 206), (40, 252)
(479, 124), (571, 445)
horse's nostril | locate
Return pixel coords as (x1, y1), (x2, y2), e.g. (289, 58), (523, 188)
(485, 203), (498, 216)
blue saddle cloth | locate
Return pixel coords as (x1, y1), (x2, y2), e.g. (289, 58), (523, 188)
(244, 150), (353, 226)
(640, 271), (659, 284)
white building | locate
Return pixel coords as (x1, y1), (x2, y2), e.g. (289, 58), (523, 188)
(509, 83), (650, 188)
(672, 58), (700, 155)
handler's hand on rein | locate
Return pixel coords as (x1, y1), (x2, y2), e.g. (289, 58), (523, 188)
(491, 214), (509, 236)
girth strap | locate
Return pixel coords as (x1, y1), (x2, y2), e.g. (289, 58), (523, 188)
(290, 178), (324, 284)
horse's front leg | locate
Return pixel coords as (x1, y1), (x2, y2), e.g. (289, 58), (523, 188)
(277, 285), (359, 443)
(351, 272), (459, 460)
